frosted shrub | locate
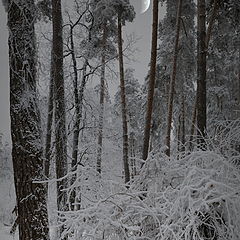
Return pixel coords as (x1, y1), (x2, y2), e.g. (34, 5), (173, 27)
(60, 120), (240, 239)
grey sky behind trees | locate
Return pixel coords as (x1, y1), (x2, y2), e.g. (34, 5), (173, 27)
(0, 0), (165, 141)
(0, 1), (9, 141)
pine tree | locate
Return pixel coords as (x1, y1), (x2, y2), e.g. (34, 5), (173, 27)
(115, 0), (135, 183)
(44, 51), (54, 183)
(51, 0), (68, 237)
(152, 0), (195, 152)
(96, 22), (107, 174)
(114, 68), (141, 178)
(206, 0), (240, 124)
(8, 0), (50, 239)
(69, 8), (92, 209)
(142, 0), (159, 162)
(117, 16), (130, 183)
(165, 0), (183, 157)
(197, 0), (207, 146)
(90, 0), (114, 175)
(91, 0), (129, 175)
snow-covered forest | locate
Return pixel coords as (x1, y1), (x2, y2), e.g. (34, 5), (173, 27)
(0, 0), (240, 239)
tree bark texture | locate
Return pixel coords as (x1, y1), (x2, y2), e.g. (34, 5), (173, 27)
(44, 51), (54, 182)
(197, 0), (207, 146)
(165, 0), (183, 157)
(142, 0), (159, 162)
(8, 1), (50, 239)
(52, 0), (68, 235)
(96, 23), (107, 175)
(238, 35), (240, 105)
(117, 14), (130, 184)
(190, 0), (218, 150)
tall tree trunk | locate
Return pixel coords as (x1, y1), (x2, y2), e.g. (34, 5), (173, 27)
(117, 14), (130, 184)
(238, 35), (240, 106)
(236, 30), (240, 153)
(142, 0), (159, 162)
(197, 0), (207, 146)
(70, 26), (80, 172)
(52, 0), (68, 237)
(165, 0), (183, 157)
(69, 22), (88, 209)
(44, 52), (54, 182)
(72, 61), (87, 173)
(8, 1), (50, 239)
(189, 0), (218, 150)
(70, 54), (87, 210)
(96, 23), (107, 175)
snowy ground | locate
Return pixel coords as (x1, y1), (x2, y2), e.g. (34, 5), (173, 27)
(0, 223), (18, 240)
(0, 223), (57, 240)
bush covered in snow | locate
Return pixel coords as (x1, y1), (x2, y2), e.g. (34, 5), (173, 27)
(58, 120), (240, 239)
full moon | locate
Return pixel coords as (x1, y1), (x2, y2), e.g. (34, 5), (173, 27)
(140, 0), (150, 14)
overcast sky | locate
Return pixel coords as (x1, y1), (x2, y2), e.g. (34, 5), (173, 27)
(0, 2), (9, 141)
(0, 0), (165, 141)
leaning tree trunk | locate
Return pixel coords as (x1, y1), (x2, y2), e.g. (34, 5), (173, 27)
(96, 23), (107, 175)
(52, 0), (68, 237)
(165, 0), (183, 157)
(8, 1), (50, 239)
(197, 0), (207, 147)
(117, 13), (130, 184)
(142, 0), (159, 162)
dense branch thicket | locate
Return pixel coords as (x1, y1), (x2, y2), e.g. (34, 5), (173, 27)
(60, 120), (240, 239)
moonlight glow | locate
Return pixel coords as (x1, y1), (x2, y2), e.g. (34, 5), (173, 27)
(140, 0), (150, 14)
